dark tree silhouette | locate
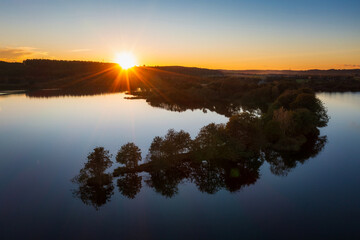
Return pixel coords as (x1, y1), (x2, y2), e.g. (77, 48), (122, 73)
(71, 83), (330, 202)
(72, 147), (114, 210)
(145, 167), (186, 198)
(222, 161), (262, 192)
(146, 129), (192, 166)
(264, 131), (327, 176)
(117, 173), (142, 199)
(191, 161), (224, 194)
(116, 142), (142, 168)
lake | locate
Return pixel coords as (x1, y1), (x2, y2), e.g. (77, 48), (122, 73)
(0, 92), (359, 239)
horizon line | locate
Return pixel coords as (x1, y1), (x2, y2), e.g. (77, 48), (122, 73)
(1, 59), (360, 72)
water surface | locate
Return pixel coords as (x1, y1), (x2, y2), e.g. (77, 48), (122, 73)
(0, 92), (359, 239)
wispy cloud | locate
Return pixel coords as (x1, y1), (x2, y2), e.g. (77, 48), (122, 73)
(69, 48), (92, 52)
(344, 64), (360, 68)
(0, 47), (48, 61)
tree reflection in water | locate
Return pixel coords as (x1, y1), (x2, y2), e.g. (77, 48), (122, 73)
(72, 87), (328, 208)
(117, 173), (142, 199)
(71, 147), (114, 210)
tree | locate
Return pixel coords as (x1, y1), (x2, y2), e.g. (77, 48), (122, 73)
(272, 107), (293, 135)
(84, 147), (113, 175)
(147, 129), (192, 164)
(71, 147), (114, 210)
(226, 112), (262, 153)
(116, 142), (142, 168)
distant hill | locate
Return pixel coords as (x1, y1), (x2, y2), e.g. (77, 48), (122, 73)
(222, 69), (360, 76)
(1, 59), (360, 92)
(149, 66), (224, 77)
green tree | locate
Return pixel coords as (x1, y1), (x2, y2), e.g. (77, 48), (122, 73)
(226, 112), (262, 154)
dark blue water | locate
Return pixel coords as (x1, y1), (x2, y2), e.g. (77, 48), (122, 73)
(0, 92), (359, 239)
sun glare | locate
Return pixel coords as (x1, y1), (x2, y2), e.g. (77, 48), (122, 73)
(114, 52), (137, 69)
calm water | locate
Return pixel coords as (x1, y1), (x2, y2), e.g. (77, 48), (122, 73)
(0, 92), (359, 239)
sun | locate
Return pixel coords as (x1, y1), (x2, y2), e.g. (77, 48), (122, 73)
(114, 52), (137, 70)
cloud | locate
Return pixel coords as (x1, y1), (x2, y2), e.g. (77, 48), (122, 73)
(69, 48), (92, 52)
(0, 47), (48, 61)
(344, 64), (360, 68)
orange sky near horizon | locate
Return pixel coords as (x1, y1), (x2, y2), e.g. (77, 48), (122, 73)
(2, 46), (359, 71)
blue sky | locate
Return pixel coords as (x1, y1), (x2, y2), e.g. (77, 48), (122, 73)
(1, 0), (359, 69)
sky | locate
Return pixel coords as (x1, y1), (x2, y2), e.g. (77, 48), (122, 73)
(0, 0), (359, 70)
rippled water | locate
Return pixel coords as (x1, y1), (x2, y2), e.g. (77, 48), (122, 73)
(0, 92), (359, 239)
